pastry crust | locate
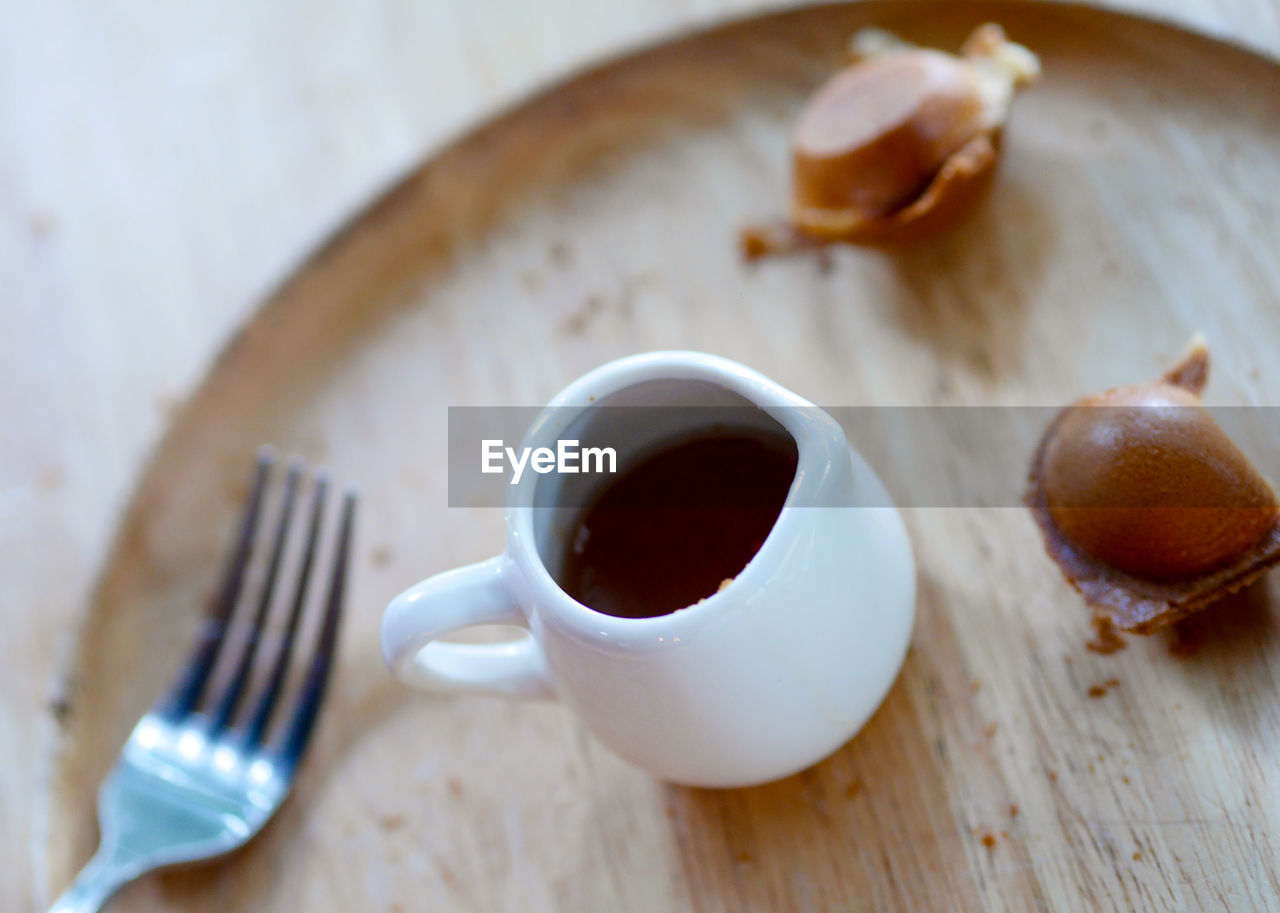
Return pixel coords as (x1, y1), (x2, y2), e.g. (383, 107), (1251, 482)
(1026, 341), (1280, 633)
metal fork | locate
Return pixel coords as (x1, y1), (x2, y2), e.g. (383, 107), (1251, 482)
(50, 451), (357, 913)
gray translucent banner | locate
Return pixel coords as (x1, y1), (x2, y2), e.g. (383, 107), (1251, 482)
(446, 406), (1280, 508)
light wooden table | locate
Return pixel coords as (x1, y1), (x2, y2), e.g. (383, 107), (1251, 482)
(3, 1), (1278, 910)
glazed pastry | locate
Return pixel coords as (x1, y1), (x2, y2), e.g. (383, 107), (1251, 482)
(1027, 338), (1280, 633)
(741, 24), (1039, 258)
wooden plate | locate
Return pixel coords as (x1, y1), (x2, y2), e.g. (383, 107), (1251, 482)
(48, 3), (1280, 909)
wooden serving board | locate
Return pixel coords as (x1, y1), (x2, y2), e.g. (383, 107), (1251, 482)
(47, 3), (1280, 910)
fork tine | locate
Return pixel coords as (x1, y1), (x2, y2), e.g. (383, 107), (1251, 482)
(277, 489), (355, 770)
(243, 473), (329, 747)
(208, 460), (302, 732)
(159, 450), (273, 719)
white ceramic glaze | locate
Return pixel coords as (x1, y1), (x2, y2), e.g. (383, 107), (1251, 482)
(381, 352), (916, 788)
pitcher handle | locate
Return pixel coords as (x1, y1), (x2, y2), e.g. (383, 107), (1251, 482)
(380, 556), (554, 698)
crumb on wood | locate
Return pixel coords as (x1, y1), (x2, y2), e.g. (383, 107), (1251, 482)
(1009, 804), (1019, 818)
(49, 694), (73, 724)
(984, 722), (998, 738)
(560, 295), (604, 337)
(1000, 830), (1009, 839)
(737, 220), (824, 263)
(1132, 851), (1141, 861)
(1048, 771), (1058, 783)
(844, 779), (864, 799)
(548, 241), (572, 268)
(981, 832), (997, 849)
(1122, 776), (1131, 784)
(1086, 617), (1127, 655)
(739, 225), (771, 262)
(1087, 678), (1120, 698)
(519, 268), (542, 294)
(734, 851), (755, 865)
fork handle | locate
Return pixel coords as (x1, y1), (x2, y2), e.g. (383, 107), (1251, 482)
(48, 846), (134, 913)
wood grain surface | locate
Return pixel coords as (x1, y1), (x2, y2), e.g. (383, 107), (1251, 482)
(5, 1), (1280, 911)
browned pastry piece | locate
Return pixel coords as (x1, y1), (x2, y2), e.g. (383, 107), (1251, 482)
(741, 24), (1039, 258)
(1027, 338), (1280, 633)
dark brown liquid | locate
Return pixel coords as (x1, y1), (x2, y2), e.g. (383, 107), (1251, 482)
(559, 432), (798, 618)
